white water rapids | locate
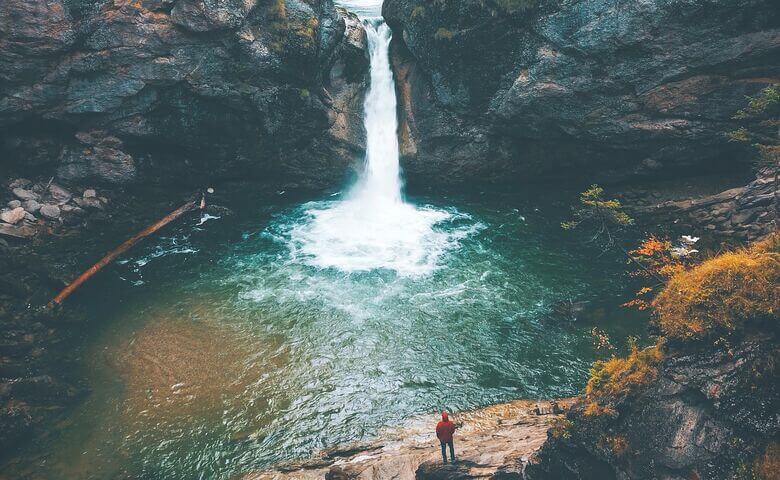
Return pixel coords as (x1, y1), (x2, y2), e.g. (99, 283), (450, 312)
(285, 15), (474, 276)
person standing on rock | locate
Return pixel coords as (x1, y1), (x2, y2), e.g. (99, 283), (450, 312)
(436, 411), (457, 464)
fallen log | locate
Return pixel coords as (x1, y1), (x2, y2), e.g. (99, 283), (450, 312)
(48, 197), (203, 308)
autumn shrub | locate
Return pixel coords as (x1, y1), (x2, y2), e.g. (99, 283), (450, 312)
(652, 233), (779, 343)
(583, 339), (664, 416)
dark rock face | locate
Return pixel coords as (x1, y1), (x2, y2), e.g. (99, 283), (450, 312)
(652, 167), (778, 241)
(0, 0), (369, 188)
(383, 0), (780, 187)
(525, 337), (779, 480)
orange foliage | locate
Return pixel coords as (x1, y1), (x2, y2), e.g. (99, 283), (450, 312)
(652, 233), (779, 343)
(583, 340), (664, 415)
(630, 235), (670, 257)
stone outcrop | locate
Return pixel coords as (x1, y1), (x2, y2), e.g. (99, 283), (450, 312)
(0, 0), (369, 189)
(525, 337), (779, 480)
(242, 399), (574, 480)
(383, 0), (780, 187)
(651, 168), (778, 241)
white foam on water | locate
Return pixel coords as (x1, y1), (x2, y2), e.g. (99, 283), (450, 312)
(284, 20), (475, 276)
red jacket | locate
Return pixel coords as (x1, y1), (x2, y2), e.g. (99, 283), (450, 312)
(436, 412), (456, 443)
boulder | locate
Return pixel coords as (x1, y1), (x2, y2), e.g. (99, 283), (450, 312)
(82, 189), (97, 198)
(22, 199), (41, 213)
(12, 188), (38, 202)
(39, 204), (61, 220)
(1, 207), (26, 224)
(73, 197), (104, 210)
(48, 184), (72, 204)
(526, 338), (779, 480)
(0, 224), (36, 238)
(7, 200), (21, 209)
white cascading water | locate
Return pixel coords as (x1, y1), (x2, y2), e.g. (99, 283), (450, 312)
(349, 21), (402, 206)
(286, 15), (470, 276)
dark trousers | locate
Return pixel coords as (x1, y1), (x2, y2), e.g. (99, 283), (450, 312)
(440, 440), (455, 463)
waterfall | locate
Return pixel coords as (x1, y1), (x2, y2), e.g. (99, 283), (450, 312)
(284, 10), (470, 276)
(348, 21), (402, 207)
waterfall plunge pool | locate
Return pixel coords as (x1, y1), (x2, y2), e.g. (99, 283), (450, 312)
(4, 4), (646, 478)
(5, 188), (647, 479)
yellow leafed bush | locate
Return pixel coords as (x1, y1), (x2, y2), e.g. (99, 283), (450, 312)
(583, 340), (664, 415)
(652, 233), (779, 343)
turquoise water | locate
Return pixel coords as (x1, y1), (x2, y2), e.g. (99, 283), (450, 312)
(5, 190), (645, 479)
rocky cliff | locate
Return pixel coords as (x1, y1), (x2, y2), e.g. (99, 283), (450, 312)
(0, 0), (369, 189)
(526, 234), (779, 480)
(526, 337), (778, 480)
(383, 0), (779, 187)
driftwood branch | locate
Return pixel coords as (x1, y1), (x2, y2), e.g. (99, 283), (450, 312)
(48, 197), (203, 308)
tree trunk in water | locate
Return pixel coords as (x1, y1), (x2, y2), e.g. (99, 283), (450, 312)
(48, 199), (202, 308)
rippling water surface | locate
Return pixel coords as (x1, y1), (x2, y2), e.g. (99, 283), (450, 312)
(5, 189), (645, 480)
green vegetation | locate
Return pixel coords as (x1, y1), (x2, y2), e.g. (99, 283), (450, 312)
(652, 233), (779, 343)
(561, 185), (633, 247)
(727, 84), (779, 169)
(295, 17), (319, 49)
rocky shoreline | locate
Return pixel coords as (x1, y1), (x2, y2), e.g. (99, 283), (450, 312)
(243, 399), (576, 479)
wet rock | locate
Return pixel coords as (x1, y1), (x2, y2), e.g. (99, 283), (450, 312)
(7, 200), (21, 209)
(12, 188), (38, 202)
(73, 197), (104, 210)
(0, 0), (368, 189)
(24, 212), (37, 223)
(0, 224), (36, 238)
(526, 338), (779, 480)
(39, 204), (61, 220)
(22, 199), (41, 213)
(204, 204), (234, 216)
(383, 0), (779, 186)
(1, 207), (26, 225)
(651, 168), (777, 241)
(48, 184), (72, 204)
